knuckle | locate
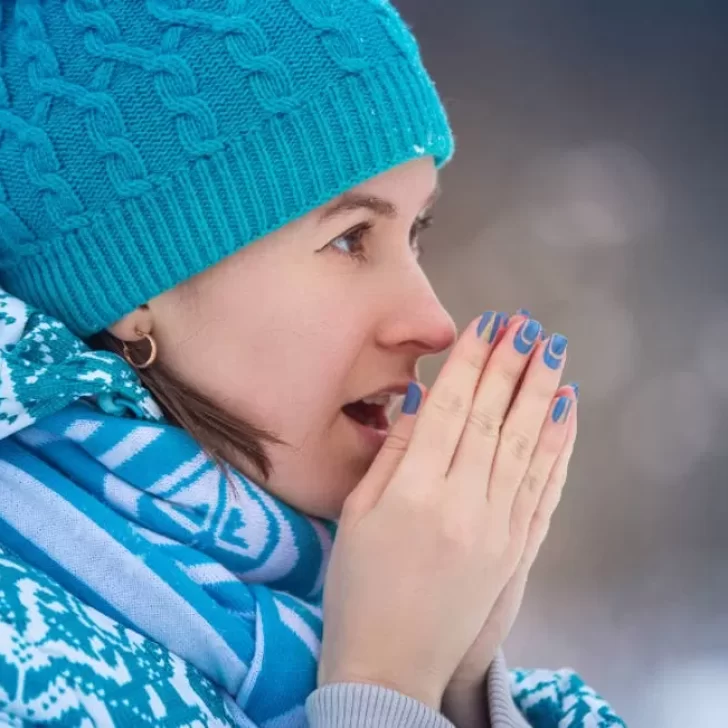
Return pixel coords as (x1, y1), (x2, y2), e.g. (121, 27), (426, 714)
(521, 471), (542, 495)
(493, 362), (522, 390)
(467, 407), (502, 439)
(502, 429), (533, 462)
(461, 346), (486, 376)
(430, 385), (468, 421)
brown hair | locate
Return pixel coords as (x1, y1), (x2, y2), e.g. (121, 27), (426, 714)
(88, 331), (283, 480)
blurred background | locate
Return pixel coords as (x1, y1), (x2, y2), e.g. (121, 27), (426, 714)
(396, 2), (728, 726)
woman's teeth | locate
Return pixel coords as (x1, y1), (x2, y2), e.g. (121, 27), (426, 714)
(360, 393), (392, 406)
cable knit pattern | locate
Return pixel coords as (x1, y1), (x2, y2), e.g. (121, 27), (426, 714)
(0, 0), (453, 335)
(0, 16), (36, 264)
(146, 2), (306, 111)
(66, 0), (225, 160)
(18, 5), (156, 201)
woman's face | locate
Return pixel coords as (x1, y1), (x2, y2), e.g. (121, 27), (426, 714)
(134, 158), (456, 518)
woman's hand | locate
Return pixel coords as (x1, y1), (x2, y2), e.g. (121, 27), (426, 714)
(318, 310), (573, 710)
(442, 378), (578, 727)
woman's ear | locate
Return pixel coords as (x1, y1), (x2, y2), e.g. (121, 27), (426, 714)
(106, 304), (153, 342)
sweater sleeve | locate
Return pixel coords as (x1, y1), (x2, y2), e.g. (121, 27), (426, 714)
(306, 683), (458, 728)
(305, 650), (531, 728)
(486, 651), (532, 728)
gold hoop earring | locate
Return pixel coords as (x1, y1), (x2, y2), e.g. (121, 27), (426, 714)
(122, 330), (158, 370)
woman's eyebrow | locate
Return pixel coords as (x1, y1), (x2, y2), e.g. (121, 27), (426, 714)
(318, 186), (440, 223)
(318, 193), (397, 222)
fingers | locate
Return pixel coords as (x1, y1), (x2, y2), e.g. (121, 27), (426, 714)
(405, 311), (508, 479)
(484, 331), (568, 510)
(346, 383), (427, 515)
(520, 402), (578, 568)
(447, 314), (549, 498)
(509, 385), (578, 548)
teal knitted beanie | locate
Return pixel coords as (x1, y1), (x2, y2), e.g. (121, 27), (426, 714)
(0, 0), (453, 336)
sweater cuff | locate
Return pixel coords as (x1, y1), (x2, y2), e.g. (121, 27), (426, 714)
(487, 651), (531, 728)
(306, 683), (456, 728)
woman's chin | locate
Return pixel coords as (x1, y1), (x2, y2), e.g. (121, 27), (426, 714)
(249, 415), (390, 520)
(259, 456), (368, 521)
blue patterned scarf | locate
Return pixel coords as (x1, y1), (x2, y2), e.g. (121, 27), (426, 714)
(0, 290), (334, 727)
(0, 289), (627, 728)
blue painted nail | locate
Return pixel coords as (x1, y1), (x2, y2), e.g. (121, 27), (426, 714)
(543, 334), (568, 370)
(513, 319), (542, 354)
(477, 311), (504, 343)
(516, 308), (531, 317)
(477, 311), (494, 338)
(552, 395), (573, 424)
(569, 382), (580, 400)
(402, 382), (422, 415)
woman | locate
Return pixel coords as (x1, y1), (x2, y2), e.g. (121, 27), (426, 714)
(0, 1), (625, 726)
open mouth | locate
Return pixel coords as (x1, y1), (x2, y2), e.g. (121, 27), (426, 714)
(341, 380), (409, 436)
(342, 398), (391, 431)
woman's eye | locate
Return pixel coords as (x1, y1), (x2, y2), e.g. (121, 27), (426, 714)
(324, 215), (433, 263)
(327, 224), (370, 261)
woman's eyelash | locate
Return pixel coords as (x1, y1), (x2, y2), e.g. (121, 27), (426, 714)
(414, 213), (434, 233)
(410, 213), (434, 258)
(325, 213), (434, 263)
(326, 222), (372, 262)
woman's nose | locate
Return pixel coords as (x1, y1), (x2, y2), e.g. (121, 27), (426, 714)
(378, 272), (457, 355)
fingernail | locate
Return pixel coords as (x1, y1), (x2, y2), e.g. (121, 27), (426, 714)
(552, 395), (573, 424)
(477, 311), (504, 343)
(513, 319), (542, 355)
(543, 333), (568, 370)
(568, 382), (580, 400)
(402, 382), (422, 415)
(476, 311), (494, 338)
(516, 308), (531, 317)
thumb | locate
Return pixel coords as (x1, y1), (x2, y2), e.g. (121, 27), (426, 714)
(345, 382), (426, 515)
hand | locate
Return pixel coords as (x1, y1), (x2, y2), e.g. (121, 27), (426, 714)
(318, 310), (573, 710)
(442, 313), (579, 728)
(443, 382), (578, 726)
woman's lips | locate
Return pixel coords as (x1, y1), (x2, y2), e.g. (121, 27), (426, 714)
(341, 408), (389, 452)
